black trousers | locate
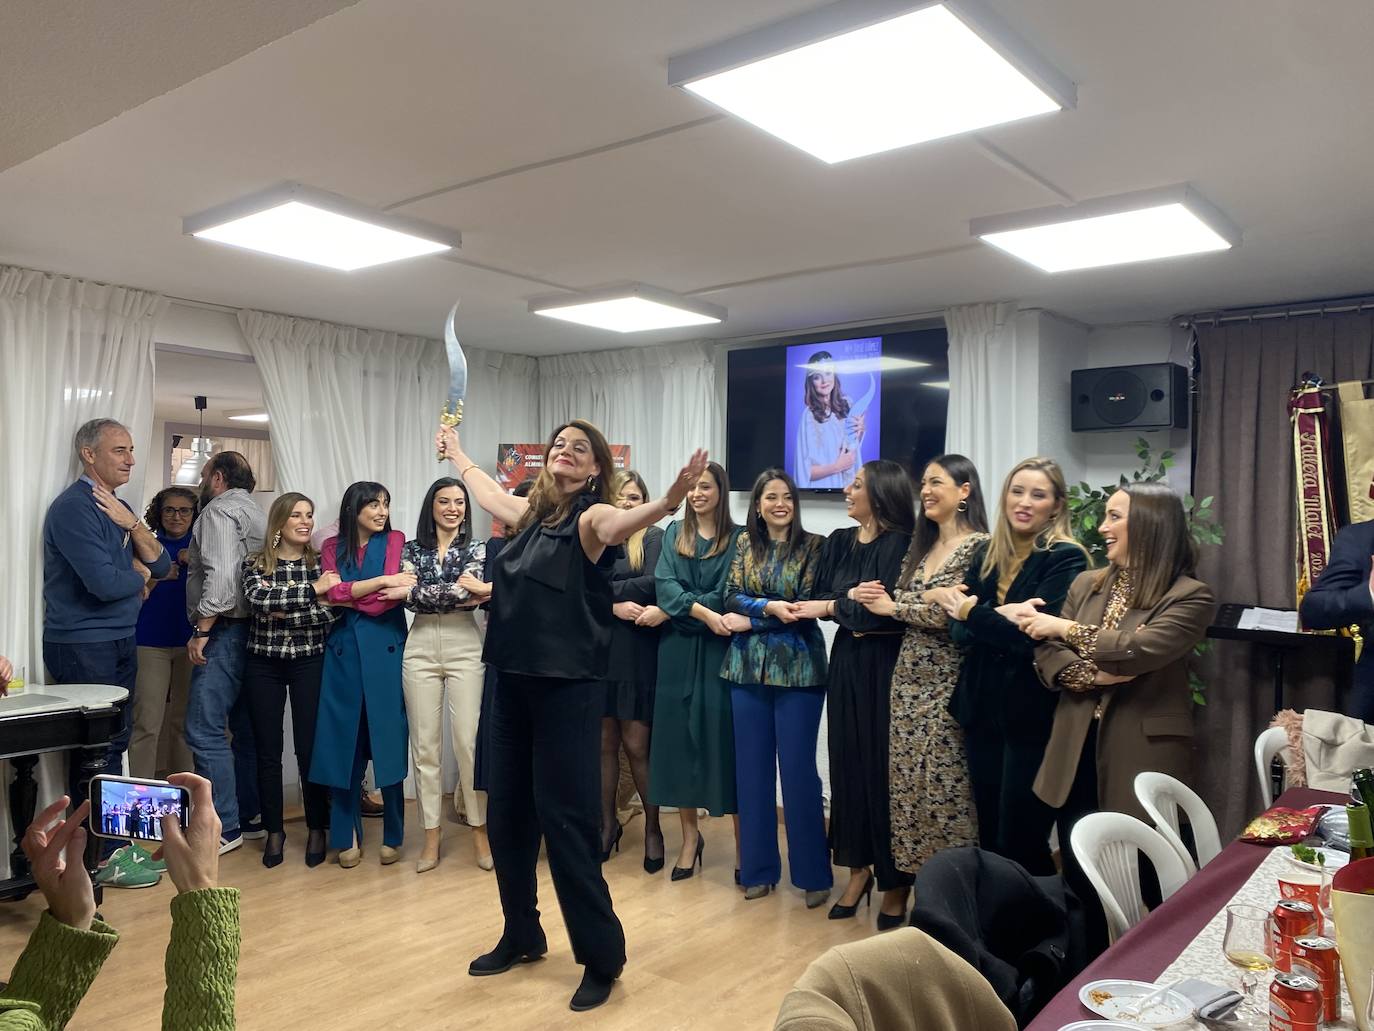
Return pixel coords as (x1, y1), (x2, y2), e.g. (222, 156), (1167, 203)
(965, 724), (1057, 876)
(488, 673), (626, 975)
(242, 653), (330, 833)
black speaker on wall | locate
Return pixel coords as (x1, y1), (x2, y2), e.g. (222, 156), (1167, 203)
(1071, 363), (1189, 432)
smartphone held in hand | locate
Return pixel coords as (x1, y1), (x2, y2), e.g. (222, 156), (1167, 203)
(89, 775), (192, 843)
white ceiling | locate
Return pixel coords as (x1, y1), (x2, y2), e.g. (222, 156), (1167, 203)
(2, 0), (1373, 357)
(154, 350), (266, 425)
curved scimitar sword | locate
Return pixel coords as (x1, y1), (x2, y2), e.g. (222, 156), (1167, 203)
(437, 300), (468, 460)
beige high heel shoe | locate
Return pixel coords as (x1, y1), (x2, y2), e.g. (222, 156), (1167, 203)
(380, 845), (401, 866)
(473, 825), (494, 871)
(417, 830), (442, 874)
(338, 847), (362, 869)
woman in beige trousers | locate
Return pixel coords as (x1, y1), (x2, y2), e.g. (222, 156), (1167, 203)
(402, 477), (490, 872)
(130, 487), (198, 778)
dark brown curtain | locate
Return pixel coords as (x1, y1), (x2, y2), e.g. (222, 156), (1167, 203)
(1193, 311), (1374, 836)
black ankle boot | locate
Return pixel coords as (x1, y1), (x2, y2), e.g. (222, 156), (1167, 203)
(468, 938), (548, 977)
(569, 966), (621, 1011)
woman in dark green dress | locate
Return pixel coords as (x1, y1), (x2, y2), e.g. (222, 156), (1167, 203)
(649, 461), (739, 880)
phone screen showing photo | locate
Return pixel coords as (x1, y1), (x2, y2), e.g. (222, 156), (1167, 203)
(97, 779), (187, 842)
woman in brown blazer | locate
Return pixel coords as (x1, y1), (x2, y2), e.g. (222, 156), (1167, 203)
(1021, 481), (1214, 954)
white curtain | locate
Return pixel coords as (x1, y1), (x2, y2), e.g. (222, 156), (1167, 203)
(458, 345), (542, 523)
(236, 310), (446, 539)
(537, 341), (720, 496)
(0, 265), (163, 874)
(944, 301), (1034, 495)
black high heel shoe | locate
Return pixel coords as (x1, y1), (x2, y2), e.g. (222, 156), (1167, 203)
(643, 833), (665, 875)
(305, 829), (327, 868)
(600, 823), (623, 864)
(670, 831), (705, 881)
(263, 832), (285, 869)
(876, 910), (907, 932)
(828, 871), (875, 920)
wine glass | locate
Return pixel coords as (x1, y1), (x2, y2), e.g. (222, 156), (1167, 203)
(1222, 904), (1274, 1011)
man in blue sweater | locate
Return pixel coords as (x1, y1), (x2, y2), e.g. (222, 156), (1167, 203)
(42, 419), (171, 778)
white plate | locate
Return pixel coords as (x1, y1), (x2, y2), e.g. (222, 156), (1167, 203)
(1059, 1023), (1143, 1031)
(1077, 980), (1193, 1028)
(1285, 845), (1350, 874)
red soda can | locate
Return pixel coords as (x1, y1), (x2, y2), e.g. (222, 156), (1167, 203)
(1269, 970), (1321, 1031)
(1270, 900), (1318, 972)
(1289, 936), (1340, 1024)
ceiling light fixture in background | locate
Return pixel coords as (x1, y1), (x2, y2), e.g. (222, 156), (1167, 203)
(183, 183), (461, 271)
(173, 395), (213, 486)
(529, 284), (726, 333)
(668, 0), (1075, 163)
(971, 184), (1240, 273)
(225, 409), (270, 423)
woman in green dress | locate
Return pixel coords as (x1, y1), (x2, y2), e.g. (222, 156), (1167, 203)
(650, 460), (739, 881)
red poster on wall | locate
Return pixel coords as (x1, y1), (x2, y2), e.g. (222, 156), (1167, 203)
(491, 442), (630, 535)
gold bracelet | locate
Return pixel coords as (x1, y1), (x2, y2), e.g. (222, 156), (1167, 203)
(459, 463), (478, 479)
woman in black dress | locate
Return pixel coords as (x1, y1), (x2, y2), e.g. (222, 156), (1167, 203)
(601, 470), (668, 872)
(946, 456), (1088, 877)
(438, 420), (704, 1013)
(792, 459), (915, 930)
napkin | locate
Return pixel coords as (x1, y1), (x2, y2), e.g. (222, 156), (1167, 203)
(1171, 978), (1243, 1022)
(1332, 857), (1374, 1031)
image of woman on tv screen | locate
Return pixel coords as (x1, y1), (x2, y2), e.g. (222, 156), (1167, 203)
(794, 351), (866, 490)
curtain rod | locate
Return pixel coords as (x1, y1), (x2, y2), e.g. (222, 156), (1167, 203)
(1179, 292), (1374, 327)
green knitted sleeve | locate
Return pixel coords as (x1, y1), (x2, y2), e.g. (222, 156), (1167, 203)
(0, 912), (119, 1030)
(162, 888), (240, 1031)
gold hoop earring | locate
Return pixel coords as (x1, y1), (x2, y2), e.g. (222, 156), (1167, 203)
(956, 499), (968, 513)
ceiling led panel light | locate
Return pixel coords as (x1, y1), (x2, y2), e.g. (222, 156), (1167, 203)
(183, 184), (459, 271)
(530, 285), (726, 334)
(971, 185), (1240, 273)
(668, 0), (1074, 163)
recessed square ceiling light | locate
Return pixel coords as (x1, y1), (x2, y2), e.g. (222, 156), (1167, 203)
(971, 185), (1240, 273)
(183, 183), (460, 271)
(529, 285), (726, 334)
(668, 0), (1074, 163)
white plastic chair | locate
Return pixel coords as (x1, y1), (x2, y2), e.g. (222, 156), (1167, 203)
(1070, 812), (1190, 943)
(1254, 726), (1293, 808)
(1133, 771), (1223, 874)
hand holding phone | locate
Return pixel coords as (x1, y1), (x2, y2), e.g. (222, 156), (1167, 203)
(154, 772), (221, 894)
(89, 775), (191, 844)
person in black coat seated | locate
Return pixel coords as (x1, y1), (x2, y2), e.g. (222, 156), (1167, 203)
(1299, 518), (1374, 721)
(945, 457), (1088, 877)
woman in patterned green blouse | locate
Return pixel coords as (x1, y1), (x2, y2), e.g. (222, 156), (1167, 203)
(720, 469), (832, 906)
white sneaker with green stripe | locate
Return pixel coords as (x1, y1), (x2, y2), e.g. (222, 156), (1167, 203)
(94, 844), (162, 889)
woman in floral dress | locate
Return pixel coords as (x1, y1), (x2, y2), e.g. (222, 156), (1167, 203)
(855, 454), (989, 875)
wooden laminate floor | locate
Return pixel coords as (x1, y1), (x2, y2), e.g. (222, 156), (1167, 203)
(0, 801), (880, 1030)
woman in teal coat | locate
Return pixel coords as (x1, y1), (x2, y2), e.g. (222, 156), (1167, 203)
(649, 461), (739, 880)
(312, 481), (416, 867)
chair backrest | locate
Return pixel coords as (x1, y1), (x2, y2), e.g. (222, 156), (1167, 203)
(1069, 812), (1190, 943)
(1133, 771), (1223, 874)
(1254, 726), (1292, 808)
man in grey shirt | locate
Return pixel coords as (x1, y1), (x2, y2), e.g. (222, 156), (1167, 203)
(184, 450), (266, 853)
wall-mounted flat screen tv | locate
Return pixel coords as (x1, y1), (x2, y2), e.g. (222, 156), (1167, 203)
(725, 326), (948, 492)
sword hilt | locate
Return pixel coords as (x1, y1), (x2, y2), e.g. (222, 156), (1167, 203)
(436, 400), (465, 461)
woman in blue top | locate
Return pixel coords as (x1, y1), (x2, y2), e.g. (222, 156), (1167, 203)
(131, 487), (198, 779)
(720, 469), (830, 907)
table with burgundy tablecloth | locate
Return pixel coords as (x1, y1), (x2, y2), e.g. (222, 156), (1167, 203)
(1027, 787), (1349, 1030)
